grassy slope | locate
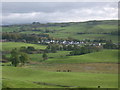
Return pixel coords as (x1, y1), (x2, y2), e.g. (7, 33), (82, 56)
(28, 51), (70, 62)
(48, 22), (118, 43)
(44, 50), (118, 64)
(2, 20), (118, 43)
(2, 66), (118, 88)
(1, 42), (46, 51)
(5, 49), (118, 64)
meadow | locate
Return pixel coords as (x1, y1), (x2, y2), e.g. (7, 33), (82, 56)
(43, 49), (118, 64)
(2, 66), (118, 88)
(1, 42), (46, 51)
(28, 51), (70, 62)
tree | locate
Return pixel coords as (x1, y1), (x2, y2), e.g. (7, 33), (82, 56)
(10, 48), (19, 67)
(19, 53), (29, 65)
(26, 46), (35, 53)
(10, 48), (29, 67)
(42, 53), (48, 60)
(20, 46), (27, 52)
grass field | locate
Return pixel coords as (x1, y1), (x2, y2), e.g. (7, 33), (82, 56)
(1, 42), (47, 51)
(28, 51), (70, 62)
(2, 66), (118, 88)
(43, 50), (118, 64)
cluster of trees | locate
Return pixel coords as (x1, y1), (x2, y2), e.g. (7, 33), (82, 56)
(3, 47), (48, 67)
(45, 43), (103, 55)
(20, 46), (45, 54)
(45, 44), (79, 53)
(45, 44), (59, 53)
(20, 46), (36, 53)
(77, 31), (119, 36)
(69, 45), (102, 56)
(103, 42), (119, 49)
(2, 32), (49, 43)
(10, 48), (29, 67)
(111, 31), (120, 35)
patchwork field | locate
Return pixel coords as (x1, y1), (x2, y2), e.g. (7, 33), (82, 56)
(2, 20), (119, 43)
(1, 20), (119, 89)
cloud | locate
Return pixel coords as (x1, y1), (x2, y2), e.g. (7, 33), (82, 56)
(2, 2), (118, 24)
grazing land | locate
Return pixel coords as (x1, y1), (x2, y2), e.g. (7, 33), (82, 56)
(1, 20), (119, 88)
(1, 42), (46, 51)
(43, 50), (118, 64)
(2, 66), (118, 88)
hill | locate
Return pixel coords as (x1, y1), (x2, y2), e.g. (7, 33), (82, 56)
(1, 20), (119, 43)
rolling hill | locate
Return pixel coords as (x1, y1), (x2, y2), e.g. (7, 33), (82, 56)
(1, 20), (119, 43)
(44, 50), (118, 64)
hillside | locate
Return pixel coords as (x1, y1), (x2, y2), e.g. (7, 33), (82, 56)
(2, 20), (119, 43)
(43, 50), (118, 64)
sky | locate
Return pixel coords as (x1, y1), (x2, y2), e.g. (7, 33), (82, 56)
(1, 2), (118, 25)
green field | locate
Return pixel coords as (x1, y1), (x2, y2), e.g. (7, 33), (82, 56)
(28, 51), (70, 62)
(43, 50), (118, 64)
(1, 42), (47, 51)
(2, 66), (118, 88)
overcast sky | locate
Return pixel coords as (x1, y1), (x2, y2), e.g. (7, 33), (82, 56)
(1, 2), (118, 25)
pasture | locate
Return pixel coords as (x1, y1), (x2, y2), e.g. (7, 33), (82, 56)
(43, 50), (118, 64)
(28, 51), (70, 62)
(2, 66), (118, 88)
(1, 42), (47, 51)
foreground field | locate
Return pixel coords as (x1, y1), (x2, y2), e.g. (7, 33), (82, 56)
(2, 66), (118, 88)
(1, 42), (46, 51)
